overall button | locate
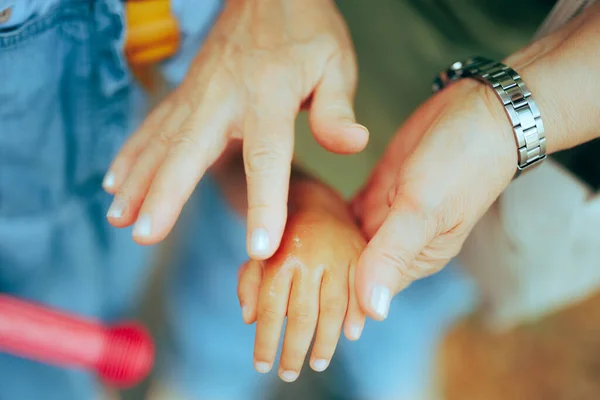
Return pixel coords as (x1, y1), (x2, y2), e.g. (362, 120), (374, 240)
(0, 8), (11, 24)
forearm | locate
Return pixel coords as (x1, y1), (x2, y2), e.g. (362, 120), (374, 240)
(504, 3), (600, 154)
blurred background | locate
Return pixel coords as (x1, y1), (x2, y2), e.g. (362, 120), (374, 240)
(122, 0), (600, 399)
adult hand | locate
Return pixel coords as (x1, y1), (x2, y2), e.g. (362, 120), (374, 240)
(351, 1), (600, 320)
(103, 0), (368, 259)
(352, 80), (515, 320)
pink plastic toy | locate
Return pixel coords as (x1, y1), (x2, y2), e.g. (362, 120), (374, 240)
(0, 294), (154, 388)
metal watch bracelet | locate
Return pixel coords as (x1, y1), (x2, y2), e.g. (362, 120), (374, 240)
(433, 56), (546, 177)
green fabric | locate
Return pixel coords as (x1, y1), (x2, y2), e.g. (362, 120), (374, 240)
(293, 0), (552, 197)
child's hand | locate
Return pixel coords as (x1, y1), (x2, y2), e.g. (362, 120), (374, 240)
(237, 181), (366, 382)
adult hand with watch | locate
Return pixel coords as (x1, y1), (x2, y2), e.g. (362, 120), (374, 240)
(351, 3), (600, 321)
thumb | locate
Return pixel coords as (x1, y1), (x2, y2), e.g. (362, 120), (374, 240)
(355, 202), (437, 320)
(308, 54), (369, 154)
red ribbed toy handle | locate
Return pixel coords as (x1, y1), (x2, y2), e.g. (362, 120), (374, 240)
(0, 294), (154, 388)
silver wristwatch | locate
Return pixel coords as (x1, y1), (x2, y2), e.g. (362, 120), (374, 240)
(433, 56), (546, 177)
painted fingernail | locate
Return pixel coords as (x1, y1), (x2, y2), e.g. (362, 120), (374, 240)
(102, 172), (115, 191)
(370, 285), (391, 319)
(249, 228), (270, 257)
(311, 359), (329, 372)
(106, 197), (127, 219)
(347, 324), (363, 341)
(279, 370), (298, 383)
(254, 361), (271, 374)
(133, 214), (152, 237)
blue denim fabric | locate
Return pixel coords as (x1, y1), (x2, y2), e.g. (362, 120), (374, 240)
(0, 0), (477, 399)
(0, 1), (59, 30)
(0, 1), (150, 398)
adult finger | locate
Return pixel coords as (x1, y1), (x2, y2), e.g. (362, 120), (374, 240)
(355, 201), (436, 321)
(243, 101), (296, 260)
(309, 53), (369, 155)
(131, 96), (231, 245)
(103, 97), (175, 193)
(107, 103), (191, 227)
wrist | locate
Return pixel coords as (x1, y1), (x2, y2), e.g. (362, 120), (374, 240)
(444, 79), (519, 185)
(502, 3), (600, 154)
(289, 176), (352, 223)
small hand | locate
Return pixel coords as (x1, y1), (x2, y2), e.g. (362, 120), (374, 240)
(237, 191), (366, 382)
(103, 0), (368, 260)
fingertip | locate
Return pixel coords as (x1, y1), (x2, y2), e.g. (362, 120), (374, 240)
(131, 213), (167, 246)
(241, 304), (256, 324)
(312, 121), (370, 155)
(344, 296), (366, 341)
(106, 196), (137, 228)
(344, 321), (364, 341)
(254, 361), (272, 374)
(102, 171), (117, 194)
(247, 224), (285, 260)
(248, 227), (273, 259)
(310, 358), (330, 372)
(279, 369), (299, 383)
(346, 123), (370, 149)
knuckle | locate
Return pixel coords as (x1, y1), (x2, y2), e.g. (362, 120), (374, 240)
(288, 308), (316, 327)
(150, 129), (172, 149)
(322, 300), (348, 318)
(168, 129), (205, 158)
(252, 60), (292, 86)
(321, 297), (347, 317)
(258, 304), (281, 324)
(406, 259), (439, 280)
(379, 247), (416, 281)
(380, 248), (412, 270)
(244, 140), (289, 176)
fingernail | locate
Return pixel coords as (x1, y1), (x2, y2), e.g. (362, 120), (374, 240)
(241, 305), (250, 321)
(311, 359), (329, 372)
(347, 324), (363, 341)
(279, 369), (298, 382)
(133, 214), (152, 237)
(106, 197), (127, 219)
(102, 172), (115, 190)
(249, 228), (270, 257)
(370, 285), (391, 319)
(254, 361), (271, 374)
(350, 123), (369, 134)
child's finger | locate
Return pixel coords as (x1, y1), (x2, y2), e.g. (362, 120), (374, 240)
(254, 265), (293, 375)
(310, 267), (348, 372)
(237, 260), (263, 324)
(344, 261), (366, 341)
(279, 267), (322, 382)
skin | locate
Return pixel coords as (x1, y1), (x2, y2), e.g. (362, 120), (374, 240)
(351, 4), (600, 321)
(103, 0), (368, 262)
(233, 166), (367, 383)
